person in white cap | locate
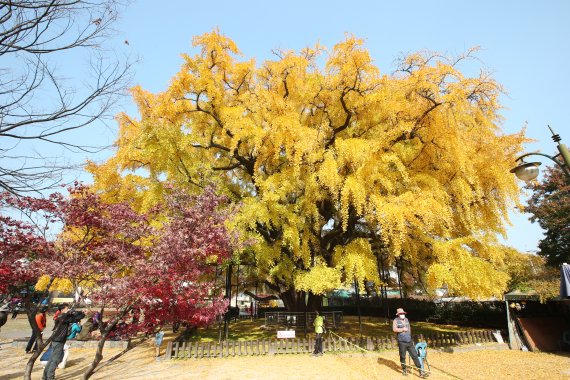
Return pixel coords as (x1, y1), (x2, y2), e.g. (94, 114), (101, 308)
(392, 307), (428, 377)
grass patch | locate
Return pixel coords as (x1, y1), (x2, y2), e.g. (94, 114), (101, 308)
(184, 315), (478, 342)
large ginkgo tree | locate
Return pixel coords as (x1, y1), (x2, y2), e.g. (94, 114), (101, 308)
(88, 30), (528, 310)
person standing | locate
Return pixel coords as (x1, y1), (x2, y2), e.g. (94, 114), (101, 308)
(52, 304), (65, 331)
(154, 328), (165, 357)
(392, 308), (428, 378)
(25, 306), (47, 353)
(92, 311), (101, 330)
(66, 317), (83, 340)
(0, 304), (8, 332)
(75, 315), (94, 341)
(10, 298), (21, 319)
(312, 311), (325, 356)
(42, 304), (84, 380)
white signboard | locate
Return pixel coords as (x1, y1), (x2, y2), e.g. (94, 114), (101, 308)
(277, 330), (295, 339)
(492, 330), (504, 344)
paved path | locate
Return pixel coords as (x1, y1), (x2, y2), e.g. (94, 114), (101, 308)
(0, 313), (59, 340)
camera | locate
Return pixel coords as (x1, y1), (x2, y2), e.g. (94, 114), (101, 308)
(68, 310), (86, 322)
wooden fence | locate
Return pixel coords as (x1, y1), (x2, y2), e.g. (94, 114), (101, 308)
(166, 330), (500, 359)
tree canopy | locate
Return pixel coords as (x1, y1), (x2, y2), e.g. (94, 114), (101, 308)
(88, 30), (528, 307)
(526, 166), (570, 267)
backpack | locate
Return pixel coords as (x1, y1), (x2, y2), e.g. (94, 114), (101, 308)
(66, 322), (75, 337)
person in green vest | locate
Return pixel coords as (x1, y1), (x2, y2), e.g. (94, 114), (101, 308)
(312, 310), (325, 356)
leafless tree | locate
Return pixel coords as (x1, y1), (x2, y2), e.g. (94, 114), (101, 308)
(0, 0), (131, 194)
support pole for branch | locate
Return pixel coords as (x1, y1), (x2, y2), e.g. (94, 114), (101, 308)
(223, 264), (232, 340)
(354, 278), (362, 339)
(234, 264), (240, 321)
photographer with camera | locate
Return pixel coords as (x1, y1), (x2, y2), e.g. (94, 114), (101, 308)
(42, 304), (85, 380)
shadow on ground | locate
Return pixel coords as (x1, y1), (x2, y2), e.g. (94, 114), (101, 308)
(376, 356), (401, 373)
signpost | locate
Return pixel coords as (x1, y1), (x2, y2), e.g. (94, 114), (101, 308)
(277, 330), (295, 339)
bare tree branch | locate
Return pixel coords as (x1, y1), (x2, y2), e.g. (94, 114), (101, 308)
(0, 0), (132, 194)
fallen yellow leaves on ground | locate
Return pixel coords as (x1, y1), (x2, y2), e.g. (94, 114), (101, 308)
(1, 341), (569, 379)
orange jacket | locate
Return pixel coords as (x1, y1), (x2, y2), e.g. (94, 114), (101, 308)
(36, 313), (46, 332)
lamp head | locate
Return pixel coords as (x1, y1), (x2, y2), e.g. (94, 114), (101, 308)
(510, 161), (541, 182)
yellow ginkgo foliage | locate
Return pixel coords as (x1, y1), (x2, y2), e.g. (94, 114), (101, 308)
(88, 30), (528, 310)
(35, 275), (74, 294)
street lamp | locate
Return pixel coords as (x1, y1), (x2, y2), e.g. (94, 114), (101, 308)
(510, 126), (570, 182)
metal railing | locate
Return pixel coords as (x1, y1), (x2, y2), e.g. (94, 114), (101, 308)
(264, 311), (343, 331)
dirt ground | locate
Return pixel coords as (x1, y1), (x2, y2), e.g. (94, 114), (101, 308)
(2, 314), (569, 379)
(1, 342), (569, 380)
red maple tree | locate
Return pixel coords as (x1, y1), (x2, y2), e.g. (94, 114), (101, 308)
(82, 185), (236, 378)
(0, 192), (58, 294)
(2, 184), (237, 379)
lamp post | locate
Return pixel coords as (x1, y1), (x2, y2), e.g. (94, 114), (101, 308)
(510, 126), (570, 181)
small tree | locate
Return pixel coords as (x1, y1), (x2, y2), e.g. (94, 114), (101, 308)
(0, 191), (61, 380)
(526, 166), (570, 267)
(1, 184), (238, 379)
(2, 185), (157, 379)
(0, 194), (52, 293)
(82, 186), (236, 379)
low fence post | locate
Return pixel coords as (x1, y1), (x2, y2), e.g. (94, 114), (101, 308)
(174, 341), (180, 358)
(165, 341), (173, 359)
(165, 327), (507, 360)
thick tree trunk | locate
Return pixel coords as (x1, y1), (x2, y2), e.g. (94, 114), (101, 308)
(306, 292), (322, 312)
(280, 288), (304, 312)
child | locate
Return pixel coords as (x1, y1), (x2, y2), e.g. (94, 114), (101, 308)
(155, 328), (165, 357)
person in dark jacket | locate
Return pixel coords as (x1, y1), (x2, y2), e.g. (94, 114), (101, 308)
(10, 298), (21, 319)
(52, 304), (66, 331)
(0, 302), (9, 331)
(92, 311), (101, 330)
(392, 308), (427, 378)
(42, 304), (84, 380)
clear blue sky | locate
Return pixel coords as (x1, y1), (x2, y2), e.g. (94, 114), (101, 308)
(74, 0), (570, 253)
